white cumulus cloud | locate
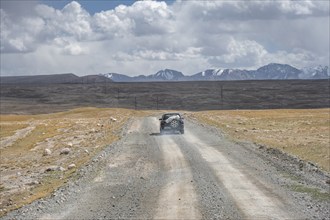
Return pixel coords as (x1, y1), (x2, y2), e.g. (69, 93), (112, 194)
(0, 0), (329, 76)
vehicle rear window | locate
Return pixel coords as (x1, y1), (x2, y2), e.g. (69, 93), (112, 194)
(163, 114), (179, 120)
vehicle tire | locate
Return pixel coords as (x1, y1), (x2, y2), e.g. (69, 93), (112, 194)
(180, 129), (184, 134)
(170, 119), (179, 128)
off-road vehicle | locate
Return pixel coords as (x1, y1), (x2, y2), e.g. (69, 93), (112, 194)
(159, 113), (184, 134)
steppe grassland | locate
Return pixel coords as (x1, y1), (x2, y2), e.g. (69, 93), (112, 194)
(188, 108), (330, 172)
(0, 108), (146, 216)
(1, 107), (329, 216)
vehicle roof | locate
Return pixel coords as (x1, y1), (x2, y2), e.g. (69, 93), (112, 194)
(162, 113), (181, 115)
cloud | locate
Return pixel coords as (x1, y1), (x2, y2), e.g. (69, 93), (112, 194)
(0, 0), (329, 76)
(93, 8), (134, 38)
(176, 0), (329, 21)
(35, 2), (93, 41)
(220, 39), (267, 65)
(112, 46), (201, 61)
(0, 9), (45, 53)
(53, 37), (89, 55)
(92, 0), (174, 38)
(0, 0), (39, 19)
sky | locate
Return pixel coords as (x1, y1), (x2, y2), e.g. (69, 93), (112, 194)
(0, 0), (329, 76)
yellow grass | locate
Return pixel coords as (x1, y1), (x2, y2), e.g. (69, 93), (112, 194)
(1, 107), (328, 216)
(0, 107), (147, 216)
(0, 115), (32, 139)
(188, 108), (330, 172)
(0, 123), (29, 139)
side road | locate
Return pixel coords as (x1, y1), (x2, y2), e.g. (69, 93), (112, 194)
(2, 116), (329, 219)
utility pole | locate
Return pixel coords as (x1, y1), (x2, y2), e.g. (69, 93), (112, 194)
(104, 78), (107, 94)
(156, 95), (159, 110)
(220, 85), (223, 108)
(134, 96), (137, 110)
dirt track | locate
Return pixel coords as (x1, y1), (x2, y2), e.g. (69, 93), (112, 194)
(2, 116), (329, 219)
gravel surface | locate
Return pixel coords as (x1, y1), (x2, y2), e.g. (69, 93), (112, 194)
(2, 116), (329, 219)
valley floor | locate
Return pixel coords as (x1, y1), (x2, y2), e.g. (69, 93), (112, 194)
(0, 108), (329, 219)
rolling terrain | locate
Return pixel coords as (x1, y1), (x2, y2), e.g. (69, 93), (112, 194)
(0, 79), (329, 219)
(1, 113), (329, 219)
(0, 80), (329, 114)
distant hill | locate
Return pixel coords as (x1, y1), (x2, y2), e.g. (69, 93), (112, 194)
(1, 63), (328, 84)
(300, 65), (329, 79)
(0, 73), (112, 84)
(103, 73), (136, 82)
(149, 69), (184, 81)
(80, 75), (113, 84)
(104, 69), (184, 82)
(189, 63), (329, 81)
(255, 63), (301, 79)
(190, 69), (253, 81)
(102, 63), (329, 82)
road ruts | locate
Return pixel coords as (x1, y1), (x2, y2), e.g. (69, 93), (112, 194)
(3, 116), (328, 220)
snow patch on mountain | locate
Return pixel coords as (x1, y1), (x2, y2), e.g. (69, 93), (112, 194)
(150, 69), (184, 81)
(212, 69), (224, 76)
(300, 65), (329, 79)
(103, 73), (133, 82)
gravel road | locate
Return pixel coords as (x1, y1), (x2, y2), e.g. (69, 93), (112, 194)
(2, 116), (329, 219)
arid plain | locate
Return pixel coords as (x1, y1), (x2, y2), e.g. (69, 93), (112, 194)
(0, 80), (329, 217)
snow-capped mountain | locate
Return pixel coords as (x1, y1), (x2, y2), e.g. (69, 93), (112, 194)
(148, 69), (184, 81)
(255, 63), (301, 80)
(191, 69), (253, 81)
(300, 65), (329, 79)
(101, 64), (329, 82)
(191, 63), (329, 81)
(5, 63), (327, 85)
(190, 69), (224, 80)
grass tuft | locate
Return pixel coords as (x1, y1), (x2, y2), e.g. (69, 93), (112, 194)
(290, 184), (330, 201)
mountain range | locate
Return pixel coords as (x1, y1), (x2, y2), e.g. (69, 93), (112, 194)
(103, 63), (329, 82)
(1, 63), (328, 84)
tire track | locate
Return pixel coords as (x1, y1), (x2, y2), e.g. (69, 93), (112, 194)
(183, 128), (293, 220)
(4, 116), (325, 220)
(149, 118), (201, 219)
(0, 123), (35, 149)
